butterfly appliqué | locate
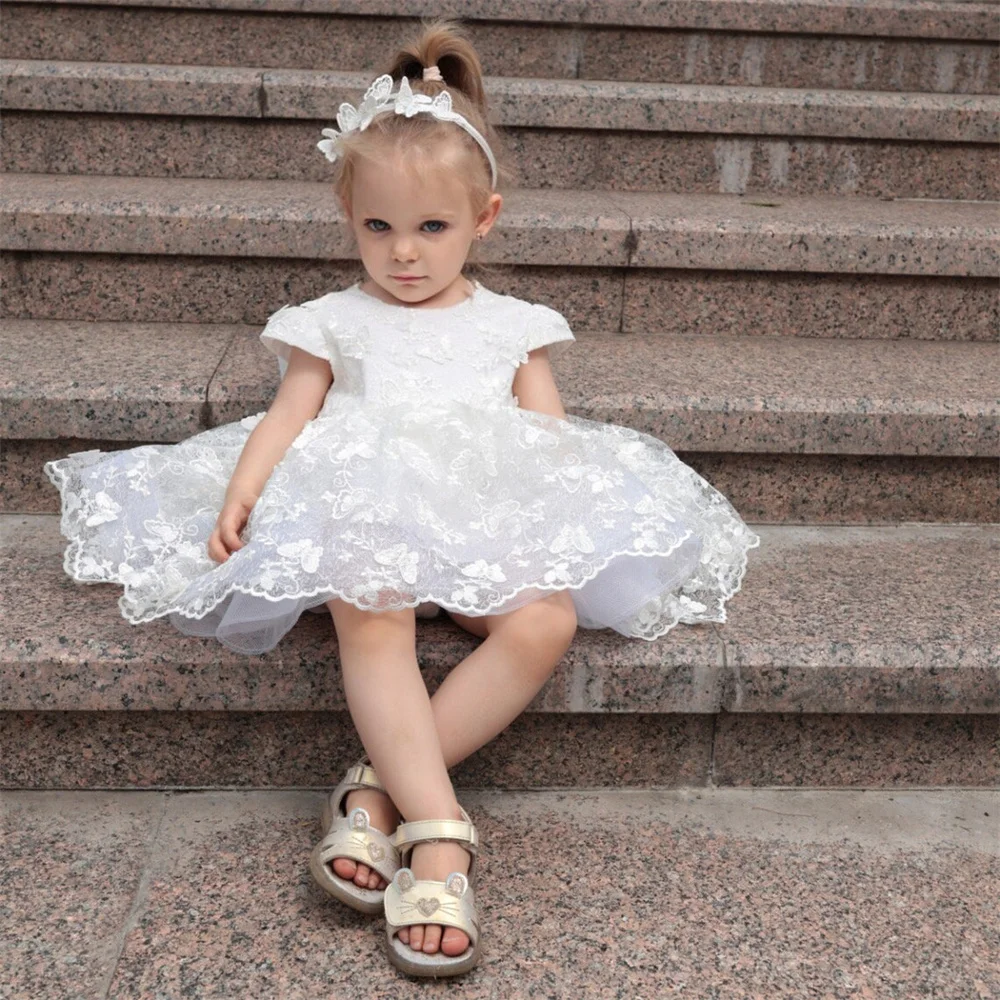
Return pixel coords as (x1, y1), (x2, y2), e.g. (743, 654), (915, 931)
(317, 75), (458, 163)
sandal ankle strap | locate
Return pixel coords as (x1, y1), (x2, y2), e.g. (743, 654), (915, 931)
(342, 760), (383, 792)
(392, 817), (478, 854)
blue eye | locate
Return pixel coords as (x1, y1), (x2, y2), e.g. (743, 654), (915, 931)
(422, 220), (447, 233)
(364, 219), (389, 232)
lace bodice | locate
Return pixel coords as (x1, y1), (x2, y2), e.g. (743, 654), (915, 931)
(259, 281), (576, 414)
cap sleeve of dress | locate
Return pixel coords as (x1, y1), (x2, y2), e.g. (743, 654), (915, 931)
(259, 297), (332, 365)
(521, 302), (575, 360)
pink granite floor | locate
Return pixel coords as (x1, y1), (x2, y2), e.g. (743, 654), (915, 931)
(2, 789), (996, 999)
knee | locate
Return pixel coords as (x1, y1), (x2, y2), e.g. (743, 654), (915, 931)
(500, 592), (577, 663)
(327, 597), (415, 651)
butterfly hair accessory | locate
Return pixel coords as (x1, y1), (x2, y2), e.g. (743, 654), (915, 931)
(317, 73), (498, 189)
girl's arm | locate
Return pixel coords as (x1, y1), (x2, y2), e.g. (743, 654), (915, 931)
(511, 347), (567, 420)
(208, 347), (334, 562)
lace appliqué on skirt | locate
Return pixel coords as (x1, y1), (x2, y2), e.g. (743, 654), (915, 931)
(44, 400), (760, 655)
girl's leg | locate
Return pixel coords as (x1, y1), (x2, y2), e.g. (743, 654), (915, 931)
(398, 591), (577, 954)
(430, 590), (578, 767)
(325, 597), (473, 957)
(329, 591), (577, 956)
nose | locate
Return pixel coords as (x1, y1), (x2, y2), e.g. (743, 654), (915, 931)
(392, 236), (418, 262)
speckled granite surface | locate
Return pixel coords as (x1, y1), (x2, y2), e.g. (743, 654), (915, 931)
(1, 710), (994, 789)
(8, 320), (996, 455)
(206, 324), (280, 425)
(4, 61), (996, 140)
(1, 60), (264, 117)
(4, 517), (998, 715)
(4, 7), (996, 92)
(2, 249), (993, 350)
(168, 67), (998, 142)
(579, 28), (999, 93)
(683, 451), (1000, 524)
(3, 789), (997, 999)
(5, 175), (997, 275)
(1, 791), (162, 1000)
(512, 131), (998, 200)
(0, 252), (621, 332)
(2, 438), (145, 512)
(0, 711), (714, 789)
(714, 713), (999, 787)
(250, 327), (976, 457)
(612, 190), (1000, 277)
(8, 114), (996, 201)
(622, 269), (999, 341)
(0, 319), (238, 440)
(1, 174), (357, 261)
(13, 0), (996, 41)
(720, 524), (1000, 715)
(554, 334), (1000, 457)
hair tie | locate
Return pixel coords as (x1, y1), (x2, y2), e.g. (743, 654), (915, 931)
(422, 64), (443, 82)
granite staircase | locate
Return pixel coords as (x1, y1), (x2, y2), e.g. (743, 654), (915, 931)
(1, 0), (997, 797)
(2, 4), (999, 997)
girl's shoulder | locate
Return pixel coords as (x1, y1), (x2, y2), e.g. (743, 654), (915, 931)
(473, 285), (576, 358)
(472, 283), (570, 326)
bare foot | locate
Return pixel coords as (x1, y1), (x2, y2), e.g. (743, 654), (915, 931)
(395, 839), (473, 956)
(329, 787), (400, 891)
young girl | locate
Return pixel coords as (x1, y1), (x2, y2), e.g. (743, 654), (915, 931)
(44, 20), (759, 978)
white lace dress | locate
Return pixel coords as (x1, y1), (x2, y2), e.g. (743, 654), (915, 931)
(45, 280), (760, 654)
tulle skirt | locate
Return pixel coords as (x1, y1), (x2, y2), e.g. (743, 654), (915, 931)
(45, 397), (760, 654)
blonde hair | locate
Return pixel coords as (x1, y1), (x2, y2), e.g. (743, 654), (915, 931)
(329, 19), (514, 267)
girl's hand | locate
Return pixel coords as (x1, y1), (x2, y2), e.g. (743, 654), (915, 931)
(208, 494), (257, 563)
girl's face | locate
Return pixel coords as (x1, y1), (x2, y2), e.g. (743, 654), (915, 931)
(342, 149), (501, 308)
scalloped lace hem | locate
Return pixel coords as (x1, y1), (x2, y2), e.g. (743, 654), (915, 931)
(54, 527), (760, 644)
(44, 452), (762, 646)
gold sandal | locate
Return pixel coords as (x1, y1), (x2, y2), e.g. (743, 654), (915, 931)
(383, 806), (482, 977)
(308, 757), (400, 914)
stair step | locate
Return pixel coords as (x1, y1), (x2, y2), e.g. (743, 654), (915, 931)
(5, 61), (995, 143)
(13, 0), (999, 40)
(7, 111), (996, 200)
(4, 251), (996, 343)
(3, 709), (997, 788)
(3, 514), (998, 715)
(3, 61), (996, 199)
(4, 174), (996, 276)
(2, 0), (996, 95)
(4, 317), (997, 456)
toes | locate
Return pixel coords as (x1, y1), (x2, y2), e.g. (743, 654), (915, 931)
(441, 927), (470, 957)
(399, 925), (468, 956)
(409, 924), (425, 952)
(328, 857), (388, 891)
(331, 857), (358, 881)
(422, 924), (442, 955)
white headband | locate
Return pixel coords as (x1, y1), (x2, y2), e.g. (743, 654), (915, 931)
(317, 73), (498, 189)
